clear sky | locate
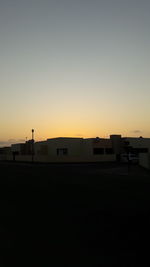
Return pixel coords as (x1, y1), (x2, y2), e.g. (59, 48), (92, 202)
(0, 0), (150, 146)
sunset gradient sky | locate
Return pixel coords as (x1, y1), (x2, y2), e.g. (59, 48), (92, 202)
(0, 0), (150, 145)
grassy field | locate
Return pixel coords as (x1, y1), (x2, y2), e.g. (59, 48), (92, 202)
(0, 162), (150, 266)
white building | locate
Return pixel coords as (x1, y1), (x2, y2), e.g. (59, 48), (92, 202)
(34, 137), (116, 163)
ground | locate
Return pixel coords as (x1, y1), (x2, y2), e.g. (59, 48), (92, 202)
(0, 161), (150, 266)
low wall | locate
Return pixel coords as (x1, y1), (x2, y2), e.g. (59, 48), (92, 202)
(139, 153), (150, 169)
(0, 154), (116, 163)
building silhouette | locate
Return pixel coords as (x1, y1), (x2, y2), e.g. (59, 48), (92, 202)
(0, 135), (150, 168)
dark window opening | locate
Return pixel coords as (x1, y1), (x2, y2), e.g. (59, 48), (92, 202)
(93, 148), (104, 155)
(57, 148), (68, 156)
(105, 148), (114, 154)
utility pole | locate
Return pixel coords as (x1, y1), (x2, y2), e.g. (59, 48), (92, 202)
(31, 129), (34, 162)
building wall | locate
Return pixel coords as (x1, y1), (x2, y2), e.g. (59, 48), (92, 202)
(2, 136), (150, 164)
(0, 154), (12, 161)
(0, 137), (116, 162)
(110, 135), (122, 154)
(83, 138), (113, 156)
(0, 147), (11, 155)
(34, 141), (48, 155)
(11, 141), (33, 155)
(110, 136), (150, 160)
(11, 143), (24, 153)
(0, 154), (116, 163)
(35, 137), (114, 158)
(17, 137), (116, 162)
(139, 153), (150, 169)
(46, 138), (83, 157)
(125, 138), (150, 152)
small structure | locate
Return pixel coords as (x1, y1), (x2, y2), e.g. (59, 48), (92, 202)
(11, 140), (33, 161)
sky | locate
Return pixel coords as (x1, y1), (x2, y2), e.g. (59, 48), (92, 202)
(0, 0), (150, 146)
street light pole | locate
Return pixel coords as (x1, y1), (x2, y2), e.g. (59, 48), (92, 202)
(31, 129), (34, 162)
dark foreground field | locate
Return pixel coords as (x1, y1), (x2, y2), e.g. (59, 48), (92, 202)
(1, 162), (150, 266)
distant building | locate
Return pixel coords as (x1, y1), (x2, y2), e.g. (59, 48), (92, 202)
(11, 140), (33, 156)
(0, 146), (11, 155)
(1, 134), (150, 164)
(10, 140), (34, 161)
(123, 137), (150, 154)
(110, 135), (150, 162)
(0, 146), (11, 161)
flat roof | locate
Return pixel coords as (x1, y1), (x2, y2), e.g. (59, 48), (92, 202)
(47, 137), (83, 141)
